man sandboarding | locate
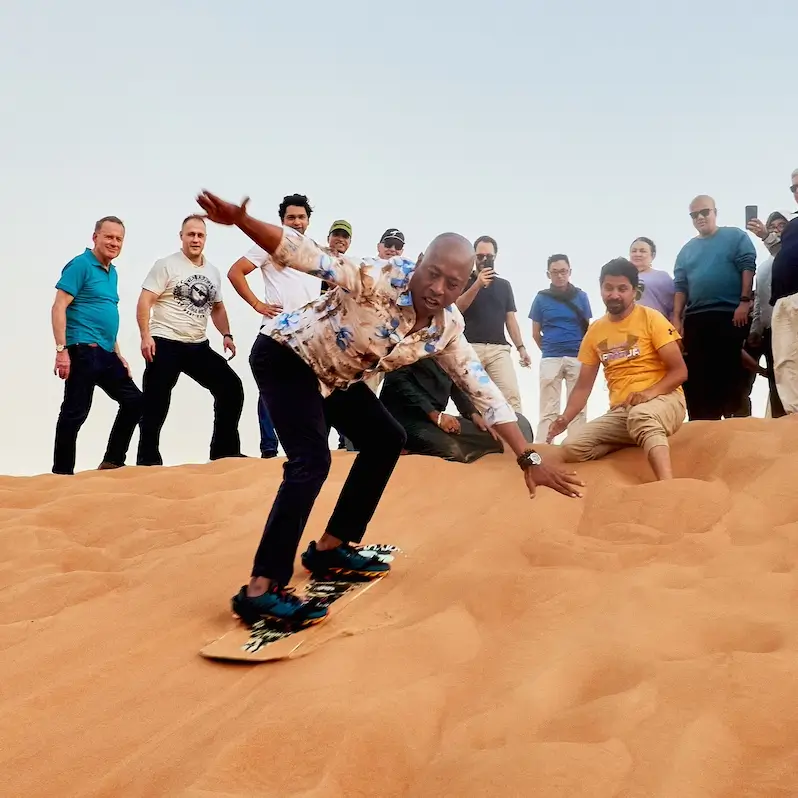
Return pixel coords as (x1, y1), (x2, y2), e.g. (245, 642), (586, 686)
(195, 189), (585, 630)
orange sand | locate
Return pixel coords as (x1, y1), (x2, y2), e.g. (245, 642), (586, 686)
(2, 418), (798, 796)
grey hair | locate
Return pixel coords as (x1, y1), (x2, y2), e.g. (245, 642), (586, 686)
(94, 215), (124, 232)
(792, 168), (798, 180)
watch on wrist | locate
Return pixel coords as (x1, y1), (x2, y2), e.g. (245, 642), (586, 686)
(516, 449), (542, 470)
(56, 344), (66, 353)
(223, 333), (234, 340)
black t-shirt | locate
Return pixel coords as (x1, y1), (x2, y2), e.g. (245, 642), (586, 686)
(461, 274), (516, 345)
(771, 216), (798, 305)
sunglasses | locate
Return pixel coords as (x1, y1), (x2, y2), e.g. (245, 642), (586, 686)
(689, 208), (714, 219)
(790, 185), (798, 195)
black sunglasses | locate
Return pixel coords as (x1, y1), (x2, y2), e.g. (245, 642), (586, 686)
(790, 185), (798, 195)
(689, 208), (714, 219)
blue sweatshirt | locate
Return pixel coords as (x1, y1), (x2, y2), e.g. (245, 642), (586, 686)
(673, 227), (756, 314)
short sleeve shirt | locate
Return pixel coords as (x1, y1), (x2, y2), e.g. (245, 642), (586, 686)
(461, 275), (516, 345)
(578, 304), (682, 406)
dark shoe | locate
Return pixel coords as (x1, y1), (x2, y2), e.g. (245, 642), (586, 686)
(97, 461), (123, 470)
(261, 451), (278, 459)
(301, 541), (390, 581)
(231, 583), (328, 629)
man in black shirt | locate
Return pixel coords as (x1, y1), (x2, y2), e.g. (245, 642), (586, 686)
(456, 235), (531, 413)
(769, 168), (798, 414)
(380, 358), (504, 463)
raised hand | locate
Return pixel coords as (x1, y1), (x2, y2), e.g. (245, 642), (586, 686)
(195, 191), (250, 226)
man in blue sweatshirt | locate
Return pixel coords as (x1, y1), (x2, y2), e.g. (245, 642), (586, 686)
(672, 195), (757, 420)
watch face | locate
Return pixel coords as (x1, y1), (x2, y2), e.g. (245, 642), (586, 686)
(526, 452), (542, 466)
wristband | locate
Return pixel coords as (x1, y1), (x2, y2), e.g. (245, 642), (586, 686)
(436, 413), (444, 427)
(223, 333), (234, 340)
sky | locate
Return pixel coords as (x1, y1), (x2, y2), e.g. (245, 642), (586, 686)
(0, 0), (795, 477)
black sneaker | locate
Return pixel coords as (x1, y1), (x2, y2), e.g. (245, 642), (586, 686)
(231, 583), (328, 630)
(301, 541), (391, 581)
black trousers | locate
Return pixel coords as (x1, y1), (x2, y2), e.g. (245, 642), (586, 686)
(136, 337), (244, 466)
(683, 311), (748, 420)
(249, 335), (407, 586)
(394, 412), (504, 463)
(763, 327), (787, 418)
(53, 344), (143, 475)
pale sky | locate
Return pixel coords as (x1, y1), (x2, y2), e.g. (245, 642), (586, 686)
(1, 0), (795, 476)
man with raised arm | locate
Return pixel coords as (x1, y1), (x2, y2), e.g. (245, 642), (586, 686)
(194, 190), (585, 630)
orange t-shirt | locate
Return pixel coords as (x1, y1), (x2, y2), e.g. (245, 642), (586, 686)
(577, 304), (682, 407)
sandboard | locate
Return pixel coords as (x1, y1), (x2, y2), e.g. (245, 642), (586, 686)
(199, 544), (401, 663)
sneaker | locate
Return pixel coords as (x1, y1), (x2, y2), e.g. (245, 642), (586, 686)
(231, 583), (328, 629)
(301, 541), (391, 581)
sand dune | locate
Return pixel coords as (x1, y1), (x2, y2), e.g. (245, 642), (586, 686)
(2, 418), (798, 796)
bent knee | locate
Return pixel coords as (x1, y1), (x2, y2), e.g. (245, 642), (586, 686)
(560, 438), (591, 463)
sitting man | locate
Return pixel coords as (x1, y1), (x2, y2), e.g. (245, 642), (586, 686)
(380, 357), (504, 463)
(546, 257), (687, 481)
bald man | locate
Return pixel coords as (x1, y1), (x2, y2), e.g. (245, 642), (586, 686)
(194, 190), (585, 629)
(672, 195), (757, 420)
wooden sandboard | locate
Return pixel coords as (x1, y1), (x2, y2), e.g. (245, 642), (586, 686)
(199, 576), (384, 662)
(199, 544), (401, 663)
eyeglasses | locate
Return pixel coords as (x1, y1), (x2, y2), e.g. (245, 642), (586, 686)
(790, 184), (798, 195)
(475, 253), (494, 260)
(689, 208), (714, 219)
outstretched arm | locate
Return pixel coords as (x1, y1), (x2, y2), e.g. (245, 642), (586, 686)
(196, 192), (370, 294)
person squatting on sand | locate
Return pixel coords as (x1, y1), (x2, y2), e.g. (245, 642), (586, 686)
(51, 217), (143, 475)
(135, 215), (244, 466)
(546, 258), (688, 481)
(194, 189), (585, 628)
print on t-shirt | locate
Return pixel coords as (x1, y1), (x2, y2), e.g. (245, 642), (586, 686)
(597, 334), (641, 363)
(173, 273), (217, 318)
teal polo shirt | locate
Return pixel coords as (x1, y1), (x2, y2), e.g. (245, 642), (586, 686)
(55, 248), (120, 352)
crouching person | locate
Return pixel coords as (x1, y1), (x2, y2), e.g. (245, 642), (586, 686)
(546, 258), (687, 481)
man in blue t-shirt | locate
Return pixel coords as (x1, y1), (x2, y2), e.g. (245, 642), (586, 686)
(672, 195), (757, 420)
(529, 254), (592, 442)
(51, 216), (143, 475)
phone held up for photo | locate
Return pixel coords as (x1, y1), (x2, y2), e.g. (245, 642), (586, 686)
(745, 205), (758, 225)
(479, 253), (496, 275)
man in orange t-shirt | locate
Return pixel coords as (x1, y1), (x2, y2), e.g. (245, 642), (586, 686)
(546, 258), (688, 480)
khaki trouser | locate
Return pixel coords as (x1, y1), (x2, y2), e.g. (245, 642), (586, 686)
(538, 356), (586, 443)
(561, 390), (686, 462)
(771, 295), (798, 413)
(471, 343), (522, 412)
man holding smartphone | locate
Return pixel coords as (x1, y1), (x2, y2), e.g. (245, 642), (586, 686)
(456, 235), (531, 414)
(671, 195), (757, 420)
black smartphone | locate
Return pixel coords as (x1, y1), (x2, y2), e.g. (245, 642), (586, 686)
(745, 205), (758, 225)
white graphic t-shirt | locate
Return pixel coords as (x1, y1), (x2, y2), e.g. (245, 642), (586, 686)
(142, 251), (223, 343)
(244, 242), (319, 332)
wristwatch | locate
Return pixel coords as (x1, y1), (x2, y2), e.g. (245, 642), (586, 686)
(223, 333), (234, 340)
(516, 449), (542, 470)
(56, 344), (66, 353)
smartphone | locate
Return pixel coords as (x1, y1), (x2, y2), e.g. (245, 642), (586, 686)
(745, 205), (758, 225)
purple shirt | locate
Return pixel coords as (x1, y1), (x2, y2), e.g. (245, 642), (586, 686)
(636, 268), (675, 319)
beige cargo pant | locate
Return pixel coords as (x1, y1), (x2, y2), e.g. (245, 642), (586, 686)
(561, 390), (686, 462)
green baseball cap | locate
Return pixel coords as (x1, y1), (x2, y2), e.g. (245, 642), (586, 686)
(328, 219), (353, 237)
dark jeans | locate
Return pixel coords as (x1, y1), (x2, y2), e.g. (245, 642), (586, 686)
(249, 335), (407, 585)
(763, 327), (787, 418)
(53, 344), (143, 475)
(683, 311), (748, 420)
(258, 393), (279, 456)
(136, 337), (244, 466)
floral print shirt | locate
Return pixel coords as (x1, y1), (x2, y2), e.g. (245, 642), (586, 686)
(261, 228), (517, 427)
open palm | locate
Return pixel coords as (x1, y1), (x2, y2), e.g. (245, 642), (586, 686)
(195, 191), (249, 225)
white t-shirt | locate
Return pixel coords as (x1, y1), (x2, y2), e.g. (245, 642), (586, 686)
(142, 251), (223, 343)
(243, 243), (319, 332)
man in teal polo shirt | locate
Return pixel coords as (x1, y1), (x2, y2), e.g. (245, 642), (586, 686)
(51, 216), (143, 474)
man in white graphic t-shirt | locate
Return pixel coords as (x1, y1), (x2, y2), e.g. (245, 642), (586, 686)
(135, 215), (244, 465)
(227, 193), (318, 458)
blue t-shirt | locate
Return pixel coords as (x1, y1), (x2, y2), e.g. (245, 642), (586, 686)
(528, 287), (592, 358)
(55, 248), (120, 352)
(673, 227), (756, 315)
